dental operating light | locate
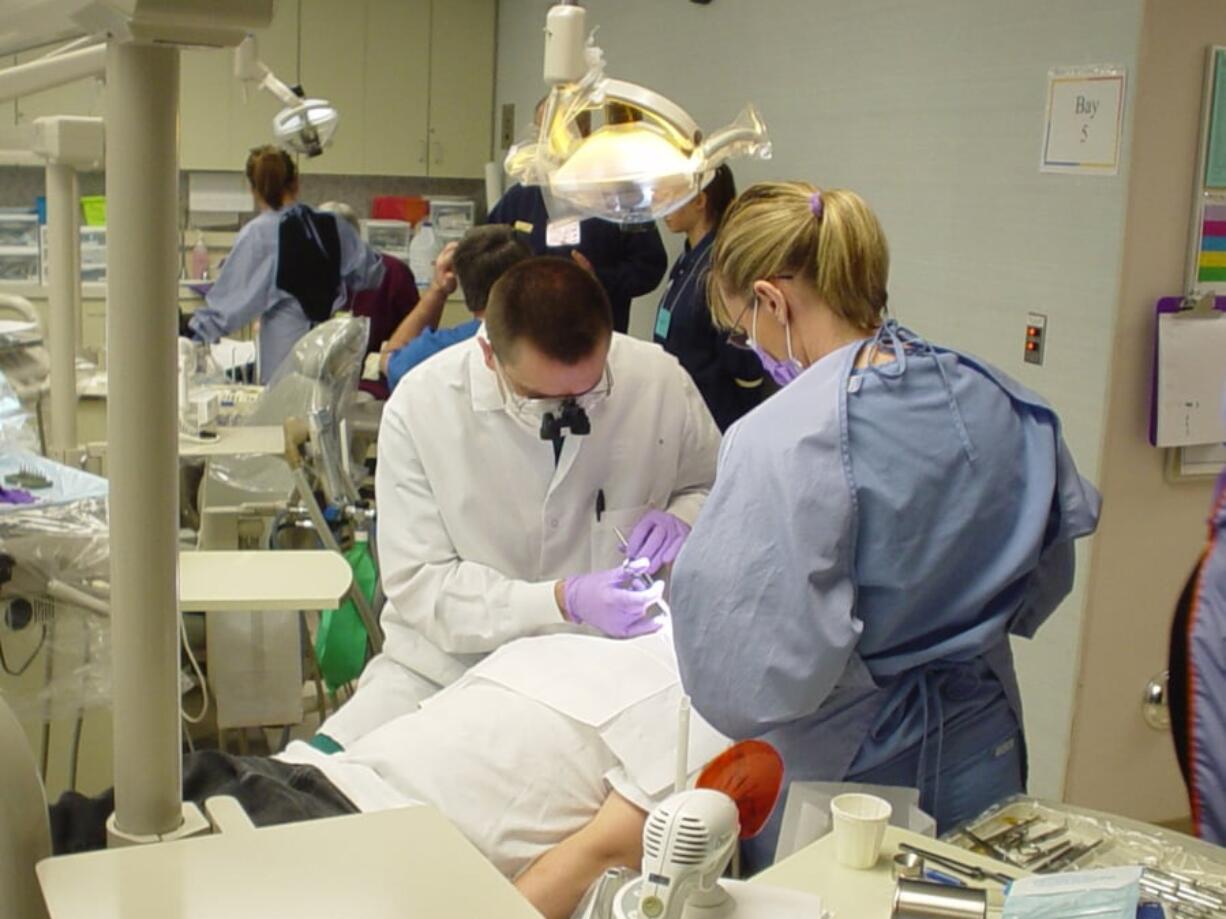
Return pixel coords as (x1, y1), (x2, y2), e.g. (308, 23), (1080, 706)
(505, 3), (771, 225)
(235, 35), (338, 157)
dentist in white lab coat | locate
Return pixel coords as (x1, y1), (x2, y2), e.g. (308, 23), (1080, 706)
(320, 256), (721, 747)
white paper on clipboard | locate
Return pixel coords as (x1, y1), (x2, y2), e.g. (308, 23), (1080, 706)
(1155, 313), (1226, 447)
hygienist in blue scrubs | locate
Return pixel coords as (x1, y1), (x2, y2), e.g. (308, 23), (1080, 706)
(653, 165), (767, 431)
(186, 146), (384, 382)
(668, 182), (1102, 869)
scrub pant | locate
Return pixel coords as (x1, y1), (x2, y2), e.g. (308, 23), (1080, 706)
(743, 695), (1025, 874)
(48, 750), (357, 855)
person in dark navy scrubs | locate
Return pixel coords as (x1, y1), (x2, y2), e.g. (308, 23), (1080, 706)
(653, 165), (767, 431)
(487, 99), (667, 334)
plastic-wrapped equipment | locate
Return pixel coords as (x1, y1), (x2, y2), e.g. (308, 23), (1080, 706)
(203, 315), (368, 508)
(0, 456), (110, 723)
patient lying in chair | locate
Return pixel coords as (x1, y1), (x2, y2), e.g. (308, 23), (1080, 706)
(49, 628), (728, 919)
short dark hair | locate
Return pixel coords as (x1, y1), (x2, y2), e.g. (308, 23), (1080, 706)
(453, 226), (531, 314)
(702, 164), (737, 226)
(485, 257), (613, 364)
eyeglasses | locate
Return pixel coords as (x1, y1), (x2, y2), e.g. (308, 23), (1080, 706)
(727, 302), (754, 350)
(725, 274), (794, 350)
(496, 360), (615, 420)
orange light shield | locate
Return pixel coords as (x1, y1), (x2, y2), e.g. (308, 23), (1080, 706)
(695, 740), (784, 839)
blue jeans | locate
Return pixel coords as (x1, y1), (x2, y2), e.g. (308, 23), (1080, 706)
(743, 695), (1025, 873)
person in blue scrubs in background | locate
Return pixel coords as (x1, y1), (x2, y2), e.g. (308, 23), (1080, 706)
(1169, 397), (1226, 846)
(668, 182), (1102, 869)
(654, 165), (767, 431)
(381, 225), (531, 391)
(486, 99), (667, 334)
(185, 146), (384, 383)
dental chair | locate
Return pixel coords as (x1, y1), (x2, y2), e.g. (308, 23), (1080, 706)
(0, 457), (109, 794)
(0, 690), (52, 919)
(199, 315), (367, 511)
(0, 295), (49, 454)
(194, 317), (379, 738)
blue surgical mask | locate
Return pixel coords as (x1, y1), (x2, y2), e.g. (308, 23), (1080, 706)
(749, 300), (803, 387)
(1002, 866), (1141, 919)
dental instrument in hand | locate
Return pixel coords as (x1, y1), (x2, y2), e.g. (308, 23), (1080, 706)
(614, 526), (670, 617)
(613, 526), (656, 587)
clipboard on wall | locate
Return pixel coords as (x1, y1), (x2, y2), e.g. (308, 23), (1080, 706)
(1150, 294), (1226, 450)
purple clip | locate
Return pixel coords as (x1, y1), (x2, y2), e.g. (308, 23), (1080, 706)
(809, 191), (823, 220)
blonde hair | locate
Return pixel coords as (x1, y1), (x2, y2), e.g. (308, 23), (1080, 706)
(709, 182), (889, 333)
(318, 201), (360, 234)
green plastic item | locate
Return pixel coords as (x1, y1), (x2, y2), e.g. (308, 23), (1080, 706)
(314, 538), (375, 693)
(80, 196), (106, 226)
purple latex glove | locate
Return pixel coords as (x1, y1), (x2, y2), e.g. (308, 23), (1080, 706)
(624, 510), (692, 575)
(564, 560), (665, 638)
(0, 486), (35, 505)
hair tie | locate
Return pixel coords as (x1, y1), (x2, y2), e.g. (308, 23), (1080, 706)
(809, 191), (823, 220)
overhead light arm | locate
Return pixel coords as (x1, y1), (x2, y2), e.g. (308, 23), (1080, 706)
(234, 35), (338, 157)
(234, 35), (299, 108)
(0, 42), (105, 104)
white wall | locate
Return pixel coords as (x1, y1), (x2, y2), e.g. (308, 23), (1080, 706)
(1064, 0), (1223, 822)
(497, 0), (1145, 799)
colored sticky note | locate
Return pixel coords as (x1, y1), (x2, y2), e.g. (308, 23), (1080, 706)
(1199, 266), (1226, 281)
(1199, 251), (1226, 268)
(1207, 50), (1226, 188)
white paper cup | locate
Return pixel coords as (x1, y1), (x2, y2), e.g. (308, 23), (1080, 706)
(831, 793), (893, 869)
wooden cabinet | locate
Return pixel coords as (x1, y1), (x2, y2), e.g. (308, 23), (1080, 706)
(301, 0), (492, 178)
(180, 0), (300, 172)
(299, 0), (370, 175)
(179, 45), (233, 171)
(426, 0), (495, 178)
(299, 0), (438, 177)
(178, 0), (492, 178)
(300, 0), (434, 177)
(363, 0), (432, 176)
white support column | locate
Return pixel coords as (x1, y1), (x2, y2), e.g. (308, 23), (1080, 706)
(104, 40), (183, 841)
(44, 162), (79, 457)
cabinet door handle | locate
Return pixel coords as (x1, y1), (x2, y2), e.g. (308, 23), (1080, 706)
(432, 141), (443, 165)
(1143, 670), (1170, 731)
